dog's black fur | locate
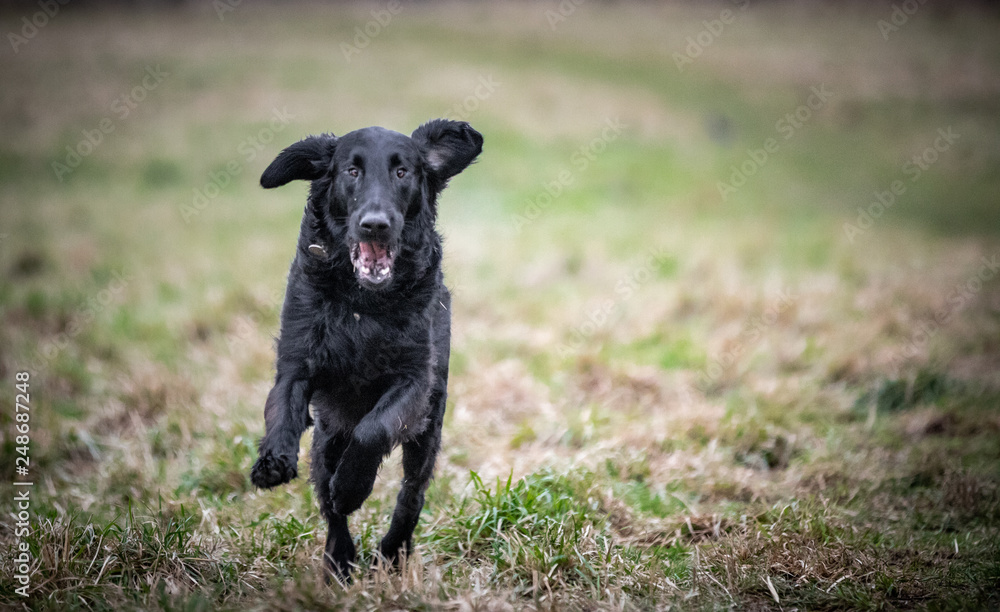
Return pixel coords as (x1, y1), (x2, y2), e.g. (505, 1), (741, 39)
(249, 119), (483, 581)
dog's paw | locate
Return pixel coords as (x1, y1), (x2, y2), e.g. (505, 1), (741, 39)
(324, 561), (353, 586)
(323, 549), (355, 585)
(250, 450), (297, 489)
(378, 535), (411, 567)
(328, 468), (375, 515)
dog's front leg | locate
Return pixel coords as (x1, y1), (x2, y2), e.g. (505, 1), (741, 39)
(251, 366), (312, 488)
(328, 377), (429, 515)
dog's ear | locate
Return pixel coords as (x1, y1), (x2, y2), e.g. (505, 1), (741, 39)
(260, 134), (337, 189)
(411, 120), (483, 186)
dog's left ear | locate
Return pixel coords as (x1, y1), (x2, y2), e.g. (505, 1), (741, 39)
(260, 134), (337, 189)
(411, 120), (483, 186)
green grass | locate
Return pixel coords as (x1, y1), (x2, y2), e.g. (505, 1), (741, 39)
(1, 1), (999, 609)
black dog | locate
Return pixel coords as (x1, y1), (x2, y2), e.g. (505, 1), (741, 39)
(249, 119), (483, 581)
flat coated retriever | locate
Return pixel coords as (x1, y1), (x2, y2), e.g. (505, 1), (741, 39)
(249, 119), (483, 581)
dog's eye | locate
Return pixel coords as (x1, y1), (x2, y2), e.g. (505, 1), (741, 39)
(348, 167), (359, 178)
(396, 168), (407, 179)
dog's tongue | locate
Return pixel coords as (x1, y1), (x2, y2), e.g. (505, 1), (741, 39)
(353, 241), (393, 284)
(359, 242), (388, 265)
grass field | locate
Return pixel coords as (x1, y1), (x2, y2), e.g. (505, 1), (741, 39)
(1, 1), (999, 609)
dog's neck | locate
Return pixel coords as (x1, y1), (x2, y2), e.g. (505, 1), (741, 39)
(307, 243), (329, 260)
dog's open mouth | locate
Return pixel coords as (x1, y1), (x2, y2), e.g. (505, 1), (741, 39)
(351, 241), (395, 286)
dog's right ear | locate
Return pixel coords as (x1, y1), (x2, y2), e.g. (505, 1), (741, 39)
(260, 134), (337, 189)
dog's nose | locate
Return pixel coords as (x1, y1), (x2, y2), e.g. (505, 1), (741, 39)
(359, 211), (390, 235)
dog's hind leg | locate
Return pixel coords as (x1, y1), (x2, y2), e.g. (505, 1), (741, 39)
(322, 513), (354, 584)
(312, 427), (356, 582)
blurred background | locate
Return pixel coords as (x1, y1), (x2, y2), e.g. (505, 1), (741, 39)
(1, 1), (999, 609)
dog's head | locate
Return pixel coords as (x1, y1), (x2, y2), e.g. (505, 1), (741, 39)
(260, 120), (483, 290)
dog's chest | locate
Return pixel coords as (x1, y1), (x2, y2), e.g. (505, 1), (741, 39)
(309, 302), (429, 384)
